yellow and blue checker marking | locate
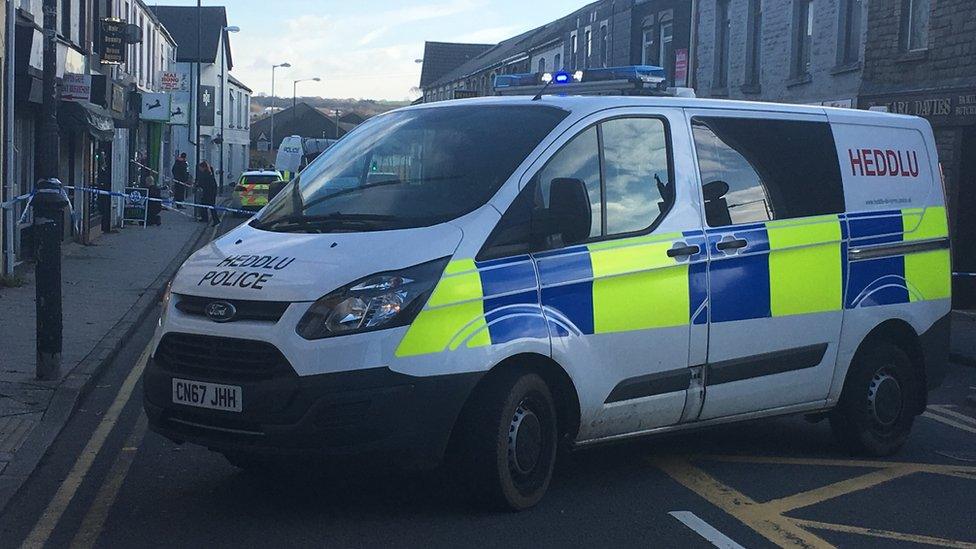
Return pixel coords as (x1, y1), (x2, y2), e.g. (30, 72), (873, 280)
(395, 208), (948, 357)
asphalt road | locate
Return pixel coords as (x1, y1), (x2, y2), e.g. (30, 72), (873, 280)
(2, 218), (975, 548)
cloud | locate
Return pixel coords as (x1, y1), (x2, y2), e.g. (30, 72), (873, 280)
(447, 24), (524, 44)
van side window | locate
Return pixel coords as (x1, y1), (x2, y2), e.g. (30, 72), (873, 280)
(691, 117), (845, 227)
(536, 126), (603, 240)
(601, 118), (672, 234)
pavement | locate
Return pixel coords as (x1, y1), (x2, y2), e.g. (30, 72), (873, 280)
(0, 206), (214, 514)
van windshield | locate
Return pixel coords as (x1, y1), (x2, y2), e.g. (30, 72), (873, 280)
(252, 104), (568, 233)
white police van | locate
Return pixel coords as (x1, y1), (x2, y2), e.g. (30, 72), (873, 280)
(146, 66), (951, 510)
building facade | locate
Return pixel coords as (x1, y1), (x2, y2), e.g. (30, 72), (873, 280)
(151, 5), (250, 191)
(694, 0), (867, 107)
(857, 0), (976, 305)
(420, 0), (695, 102)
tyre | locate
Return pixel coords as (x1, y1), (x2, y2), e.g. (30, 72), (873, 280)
(830, 341), (919, 456)
(453, 370), (558, 511)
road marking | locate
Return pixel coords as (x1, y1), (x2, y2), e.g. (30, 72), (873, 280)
(923, 412), (976, 434)
(763, 465), (918, 513)
(68, 413), (148, 549)
(793, 519), (976, 548)
(21, 343), (151, 549)
(700, 454), (976, 476)
(928, 405), (976, 426)
(668, 511), (746, 549)
(652, 457), (834, 548)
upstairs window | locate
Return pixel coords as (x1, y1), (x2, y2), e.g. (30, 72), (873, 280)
(838, 0), (863, 64)
(903, 0), (930, 51)
(793, 0), (815, 76)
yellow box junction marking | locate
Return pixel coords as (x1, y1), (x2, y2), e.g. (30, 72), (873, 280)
(654, 453), (976, 549)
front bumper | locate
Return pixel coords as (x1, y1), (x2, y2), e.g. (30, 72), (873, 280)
(144, 357), (482, 469)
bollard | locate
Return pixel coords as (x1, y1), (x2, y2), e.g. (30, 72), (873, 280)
(33, 178), (68, 381)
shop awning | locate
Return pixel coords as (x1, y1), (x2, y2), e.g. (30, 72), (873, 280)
(58, 101), (115, 141)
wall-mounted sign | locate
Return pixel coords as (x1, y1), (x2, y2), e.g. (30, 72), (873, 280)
(101, 18), (126, 65)
(861, 89), (976, 126)
(170, 99), (189, 125)
(161, 70), (190, 92)
(141, 92), (171, 121)
(674, 48), (688, 87)
(111, 83), (126, 113)
(61, 73), (92, 102)
(198, 85), (216, 126)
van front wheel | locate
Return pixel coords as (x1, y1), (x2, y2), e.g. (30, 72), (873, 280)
(830, 342), (918, 456)
(454, 370), (558, 511)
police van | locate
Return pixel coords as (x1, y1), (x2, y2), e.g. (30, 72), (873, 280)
(145, 66), (951, 510)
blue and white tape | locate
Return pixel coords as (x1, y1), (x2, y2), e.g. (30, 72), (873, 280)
(62, 185), (253, 215)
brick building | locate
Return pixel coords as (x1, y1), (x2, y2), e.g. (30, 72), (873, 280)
(693, 0), (867, 107)
(420, 0), (694, 103)
(858, 0), (976, 305)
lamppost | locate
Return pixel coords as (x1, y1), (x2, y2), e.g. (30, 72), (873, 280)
(219, 25), (240, 194)
(270, 62), (291, 153)
(293, 77), (321, 119)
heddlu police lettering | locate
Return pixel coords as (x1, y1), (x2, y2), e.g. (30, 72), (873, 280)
(848, 148), (920, 178)
(197, 255), (295, 290)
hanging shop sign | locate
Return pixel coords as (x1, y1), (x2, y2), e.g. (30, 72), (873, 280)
(141, 92), (172, 122)
(101, 18), (126, 65)
(61, 73), (92, 102)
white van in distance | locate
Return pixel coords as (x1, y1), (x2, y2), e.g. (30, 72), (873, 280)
(145, 93), (951, 510)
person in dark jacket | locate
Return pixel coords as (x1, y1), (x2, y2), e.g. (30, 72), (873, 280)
(146, 175), (162, 226)
(171, 153), (189, 209)
(196, 161), (220, 226)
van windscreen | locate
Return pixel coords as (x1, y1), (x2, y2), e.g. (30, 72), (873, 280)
(252, 105), (568, 233)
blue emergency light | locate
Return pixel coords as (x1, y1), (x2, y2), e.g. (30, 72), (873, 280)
(493, 65), (666, 90)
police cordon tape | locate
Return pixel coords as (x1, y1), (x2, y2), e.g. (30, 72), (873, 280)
(61, 185), (254, 215)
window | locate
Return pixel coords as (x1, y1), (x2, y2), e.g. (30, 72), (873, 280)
(691, 117), (844, 227)
(839, 0), (862, 64)
(793, 0), (815, 76)
(571, 32), (578, 69)
(61, 0), (71, 38)
(642, 27), (655, 65)
(745, 0), (763, 86)
(584, 28), (592, 68)
(534, 117), (673, 244)
(714, 0), (731, 88)
(600, 24), (609, 67)
(554, 53), (561, 70)
(659, 20), (674, 78)
(904, 0), (930, 51)
(538, 58), (546, 73)
(536, 127), (603, 240)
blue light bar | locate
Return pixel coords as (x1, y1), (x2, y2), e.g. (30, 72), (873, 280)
(493, 64), (667, 91)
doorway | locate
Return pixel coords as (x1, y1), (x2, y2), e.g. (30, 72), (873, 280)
(954, 127), (976, 308)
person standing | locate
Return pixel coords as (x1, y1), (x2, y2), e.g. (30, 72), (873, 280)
(145, 175), (162, 226)
(196, 161), (220, 226)
(171, 152), (189, 209)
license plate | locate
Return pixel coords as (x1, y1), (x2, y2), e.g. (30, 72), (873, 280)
(172, 378), (242, 412)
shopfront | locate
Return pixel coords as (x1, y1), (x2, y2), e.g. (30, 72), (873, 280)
(861, 88), (976, 306)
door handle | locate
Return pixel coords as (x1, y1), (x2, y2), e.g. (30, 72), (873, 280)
(716, 238), (748, 251)
(667, 244), (701, 258)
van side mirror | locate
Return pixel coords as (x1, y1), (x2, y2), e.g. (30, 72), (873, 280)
(533, 177), (592, 247)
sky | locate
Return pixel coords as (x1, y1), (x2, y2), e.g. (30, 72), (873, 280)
(151, 0), (595, 101)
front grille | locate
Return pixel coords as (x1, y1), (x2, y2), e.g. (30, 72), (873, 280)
(155, 333), (296, 381)
(175, 295), (290, 323)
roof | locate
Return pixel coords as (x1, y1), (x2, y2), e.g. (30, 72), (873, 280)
(228, 74), (252, 93)
(249, 102), (347, 147)
(424, 1), (596, 90)
(419, 42), (494, 87)
(149, 6), (232, 68)
(338, 111), (367, 124)
(242, 170), (281, 176)
(397, 95), (926, 128)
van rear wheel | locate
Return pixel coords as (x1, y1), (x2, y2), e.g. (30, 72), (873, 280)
(453, 370), (558, 511)
(830, 342), (918, 456)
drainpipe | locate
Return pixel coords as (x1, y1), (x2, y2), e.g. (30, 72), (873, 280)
(688, 0), (699, 91)
(3, 0), (16, 275)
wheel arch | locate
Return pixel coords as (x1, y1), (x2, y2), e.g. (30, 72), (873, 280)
(846, 319), (927, 414)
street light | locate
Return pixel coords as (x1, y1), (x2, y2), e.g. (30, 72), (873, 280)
(270, 62), (291, 153)
(218, 25), (240, 193)
(293, 77), (321, 113)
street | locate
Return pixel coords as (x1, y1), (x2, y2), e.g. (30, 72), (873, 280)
(1, 204), (974, 549)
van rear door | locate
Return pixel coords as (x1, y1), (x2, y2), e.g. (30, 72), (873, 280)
(687, 109), (847, 420)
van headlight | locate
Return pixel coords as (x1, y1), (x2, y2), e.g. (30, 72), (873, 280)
(296, 258), (449, 339)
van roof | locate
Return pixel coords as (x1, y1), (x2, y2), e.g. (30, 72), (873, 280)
(241, 170), (281, 177)
(403, 95), (926, 127)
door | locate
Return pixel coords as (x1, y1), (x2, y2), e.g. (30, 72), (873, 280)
(688, 111), (848, 420)
(515, 111), (706, 440)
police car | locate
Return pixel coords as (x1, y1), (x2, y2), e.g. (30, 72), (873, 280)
(231, 170), (282, 214)
(145, 66), (951, 510)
